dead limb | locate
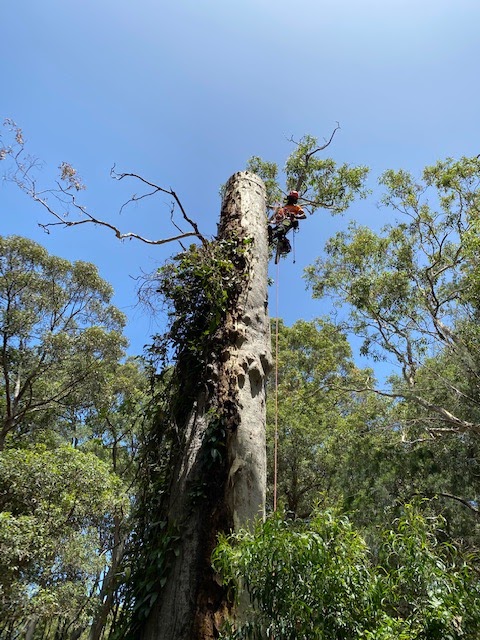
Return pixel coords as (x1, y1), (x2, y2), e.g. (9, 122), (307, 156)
(288, 122), (341, 193)
(1, 119), (207, 248)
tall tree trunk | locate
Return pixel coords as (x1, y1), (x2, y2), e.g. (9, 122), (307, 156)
(25, 617), (37, 640)
(139, 172), (271, 640)
(89, 520), (125, 640)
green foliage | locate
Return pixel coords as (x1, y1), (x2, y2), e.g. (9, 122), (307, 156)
(0, 444), (128, 634)
(267, 318), (390, 517)
(0, 234), (127, 449)
(246, 133), (369, 214)
(213, 506), (480, 639)
(145, 236), (251, 445)
(214, 510), (374, 639)
(121, 520), (180, 629)
(303, 154), (480, 554)
(0, 235), (147, 638)
(152, 238), (248, 370)
(245, 157), (283, 207)
(305, 156), (480, 371)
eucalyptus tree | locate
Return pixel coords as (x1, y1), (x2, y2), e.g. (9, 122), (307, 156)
(305, 156), (480, 533)
(266, 318), (391, 518)
(0, 444), (128, 639)
(0, 234), (127, 449)
(2, 120), (369, 639)
(0, 235), (148, 638)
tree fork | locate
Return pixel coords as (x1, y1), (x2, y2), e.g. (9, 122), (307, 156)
(139, 171), (271, 640)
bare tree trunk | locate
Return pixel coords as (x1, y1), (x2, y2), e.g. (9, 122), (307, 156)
(25, 617), (37, 640)
(139, 172), (271, 640)
(89, 522), (125, 640)
(220, 174), (270, 531)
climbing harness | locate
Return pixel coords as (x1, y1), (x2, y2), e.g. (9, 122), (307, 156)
(272, 226), (298, 264)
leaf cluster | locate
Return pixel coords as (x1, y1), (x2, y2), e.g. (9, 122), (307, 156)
(0, 444), (128, 633)
(247, 132), (369, 215)
(213, 505), (480, 639)
(151, 238), (249, 369)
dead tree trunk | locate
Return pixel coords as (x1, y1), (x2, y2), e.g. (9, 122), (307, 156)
(139, 172), (271, 640)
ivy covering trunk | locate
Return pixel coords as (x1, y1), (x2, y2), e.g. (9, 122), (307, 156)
(137, 172), (271, 639)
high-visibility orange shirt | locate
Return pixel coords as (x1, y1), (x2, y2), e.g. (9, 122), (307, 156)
(271, 204), (305, 224)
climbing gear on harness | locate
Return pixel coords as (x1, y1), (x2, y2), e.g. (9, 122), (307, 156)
(274, 233), (293, 264)
(278, 237), (291, 254)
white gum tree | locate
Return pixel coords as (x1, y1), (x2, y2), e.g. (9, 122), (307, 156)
(1, 120), (368, 638)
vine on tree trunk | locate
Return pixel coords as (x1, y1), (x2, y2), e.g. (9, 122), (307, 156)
(113, 234), (253, 637)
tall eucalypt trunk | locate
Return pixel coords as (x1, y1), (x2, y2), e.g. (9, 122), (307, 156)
(139, 172), (271, 640)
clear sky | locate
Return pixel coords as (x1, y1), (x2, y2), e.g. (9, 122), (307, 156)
(2, 0), (480, 372)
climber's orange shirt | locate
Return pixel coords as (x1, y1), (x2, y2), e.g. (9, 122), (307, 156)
(271, 204), (305, 223)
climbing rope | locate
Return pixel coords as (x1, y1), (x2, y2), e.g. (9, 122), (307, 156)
(273, 259), (280, 511)
(273, 233), (298, 510)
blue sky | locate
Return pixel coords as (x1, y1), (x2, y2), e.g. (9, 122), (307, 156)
(2, 0), (480, 373)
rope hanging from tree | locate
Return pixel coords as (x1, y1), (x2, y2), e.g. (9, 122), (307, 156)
(273, 260), (280, 511)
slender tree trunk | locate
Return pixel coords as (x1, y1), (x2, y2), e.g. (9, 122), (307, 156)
(25, 617), (37, 640)
(89, 518), (125, 640)
(139, 172), (271, 640)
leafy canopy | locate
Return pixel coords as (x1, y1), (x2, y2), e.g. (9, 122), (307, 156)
(213, 505), (480, 640)
(247, 132), (369, 214)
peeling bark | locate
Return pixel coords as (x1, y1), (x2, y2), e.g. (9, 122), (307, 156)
(139, 172), (271, 640)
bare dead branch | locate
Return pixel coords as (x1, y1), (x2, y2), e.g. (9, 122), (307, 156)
(110, 167), (207, 245)
(2, 121), (208, 249)
(38, 215), (198, 246)
(30, 175), (206, 246)
(305, 122), (341, 161)
(287, 122), (340, 158)
(288, 123), (341, 193)
(169, 203), (188, 251)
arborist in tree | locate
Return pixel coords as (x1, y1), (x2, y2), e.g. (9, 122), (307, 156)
(268, 190), (306, 255)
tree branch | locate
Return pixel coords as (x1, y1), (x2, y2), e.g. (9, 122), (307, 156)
(288, 123), (341, 193)
(333, 384), (480, 435)
(412, 491), (480, 517)
(1, 120), (208, 249)
(110, 167), (207, 245)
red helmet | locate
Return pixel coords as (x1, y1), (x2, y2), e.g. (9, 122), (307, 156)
(289, 190), (299, 199)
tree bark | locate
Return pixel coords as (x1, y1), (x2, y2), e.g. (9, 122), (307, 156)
(89, 520), (125, 640)
(219, 171), (271, 532)
(139, 171), (271, 640)
(25, 617), (37, 640)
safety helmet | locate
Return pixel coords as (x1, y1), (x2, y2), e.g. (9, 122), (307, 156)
(289, 190), (299, 199)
